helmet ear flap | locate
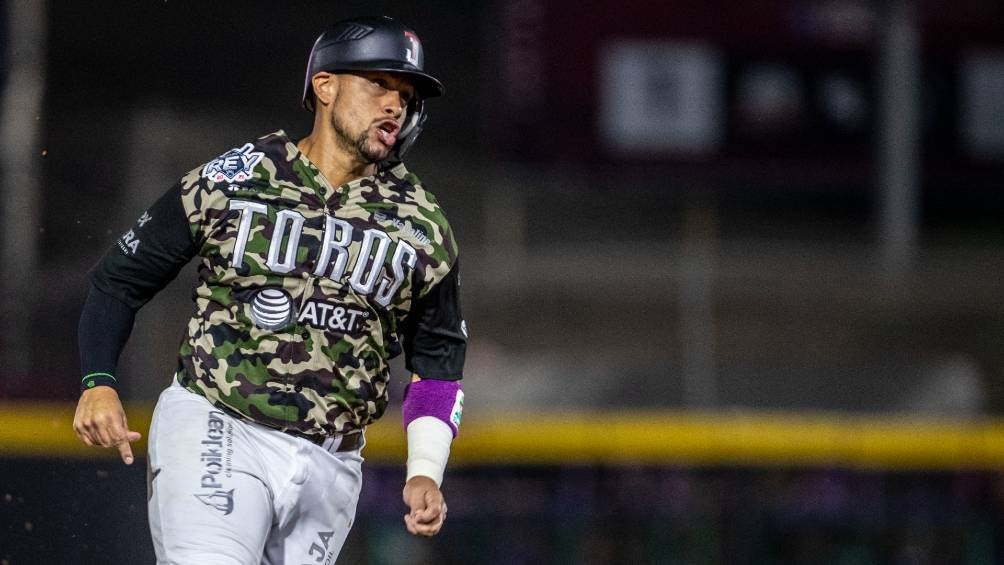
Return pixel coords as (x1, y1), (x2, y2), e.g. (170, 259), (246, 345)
(398, 99), (424, 140)
(381, 99), (427, 167)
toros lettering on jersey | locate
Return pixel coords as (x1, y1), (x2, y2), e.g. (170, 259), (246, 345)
(227, 200), (417, 308)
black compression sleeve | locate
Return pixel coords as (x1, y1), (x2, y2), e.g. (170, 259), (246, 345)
(78, 285), (136, 391)
(403, 258), (467, 380)
(90, 181), (198, 309)
(80, 181), (197, 391)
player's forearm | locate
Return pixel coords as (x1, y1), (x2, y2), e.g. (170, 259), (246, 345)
(78, 284), (136, 391)
(402, 377), (464, 485)
(406, 416), (454, 485)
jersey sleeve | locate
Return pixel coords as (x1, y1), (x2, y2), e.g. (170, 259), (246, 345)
(79, 179), (200, 390)
(90, 181), (200, 309)
(402, 257), (467, 380)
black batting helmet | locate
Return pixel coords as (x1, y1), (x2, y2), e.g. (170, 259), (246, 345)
(302, 16), (444, 163)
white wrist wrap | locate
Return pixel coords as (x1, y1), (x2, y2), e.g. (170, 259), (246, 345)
(406, 416), (454, 486)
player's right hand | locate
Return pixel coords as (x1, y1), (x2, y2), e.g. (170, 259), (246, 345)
(402, 475), (447, 537)
(72, 386), (142, 465)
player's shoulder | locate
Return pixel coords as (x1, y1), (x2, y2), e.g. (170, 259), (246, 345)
(188, 130), (293, 188)
(376, 164), (459, 286)
(169, 131), (290, 219)
(380, 163), (446, 214)
(379, 163), (457, 255)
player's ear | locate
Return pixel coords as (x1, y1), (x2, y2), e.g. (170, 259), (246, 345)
(311, 72), (339, 108)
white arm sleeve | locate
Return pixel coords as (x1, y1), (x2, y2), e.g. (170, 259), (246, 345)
(406, 416), (454, 486)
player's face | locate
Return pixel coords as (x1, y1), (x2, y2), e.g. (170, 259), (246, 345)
(329, 71), (416, 163)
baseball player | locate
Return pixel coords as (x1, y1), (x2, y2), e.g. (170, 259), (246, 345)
(72, 16), (467, 564)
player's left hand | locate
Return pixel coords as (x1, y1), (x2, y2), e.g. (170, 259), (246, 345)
(402, 475), (447, 537)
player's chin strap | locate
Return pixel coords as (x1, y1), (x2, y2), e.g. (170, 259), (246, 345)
(380, 99), (427, 169)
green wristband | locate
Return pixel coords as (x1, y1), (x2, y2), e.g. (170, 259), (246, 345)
(80, 372), (117, 392)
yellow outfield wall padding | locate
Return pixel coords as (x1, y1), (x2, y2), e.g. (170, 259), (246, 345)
(4, 402), (1004, 470)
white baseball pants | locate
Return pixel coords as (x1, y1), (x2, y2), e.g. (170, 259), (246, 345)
(148, 378), (363, 564)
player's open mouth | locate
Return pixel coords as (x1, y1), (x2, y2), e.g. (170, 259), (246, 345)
(375, 121), (400, 147)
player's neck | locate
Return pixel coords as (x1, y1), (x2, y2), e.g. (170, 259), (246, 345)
(296, 132), (377, 189)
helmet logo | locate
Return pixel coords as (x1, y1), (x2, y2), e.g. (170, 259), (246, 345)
(403, 31), (420, 67)
(333, 23), (372, 42)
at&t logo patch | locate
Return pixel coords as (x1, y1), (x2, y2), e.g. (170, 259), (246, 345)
(251, 288), (295, 331)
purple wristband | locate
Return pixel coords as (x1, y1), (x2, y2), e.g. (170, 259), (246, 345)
(402, 379), (464, 437)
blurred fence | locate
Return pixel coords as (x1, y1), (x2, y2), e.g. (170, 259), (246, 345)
(3, 403), (1004, 564)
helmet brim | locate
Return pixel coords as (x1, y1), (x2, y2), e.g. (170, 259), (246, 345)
(303, 64), (444, 113)
(323, 62), (444, 99)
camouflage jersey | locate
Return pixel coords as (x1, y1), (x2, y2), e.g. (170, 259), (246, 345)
(90, 131), (467, 438)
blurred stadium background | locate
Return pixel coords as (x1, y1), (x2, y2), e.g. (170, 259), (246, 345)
(2, 0), (1004, 563)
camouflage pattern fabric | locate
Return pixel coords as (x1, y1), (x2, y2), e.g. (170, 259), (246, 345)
(174, 131), (458, 437)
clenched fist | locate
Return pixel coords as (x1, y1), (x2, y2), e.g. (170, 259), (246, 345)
(402, 475), (447, 537)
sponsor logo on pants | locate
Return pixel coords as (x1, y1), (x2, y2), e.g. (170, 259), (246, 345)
(193, 410), (235, 515)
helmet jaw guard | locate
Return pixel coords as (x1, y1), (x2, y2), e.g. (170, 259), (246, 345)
(385, 99), (426, 165)
(302, 16), (443, 164)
